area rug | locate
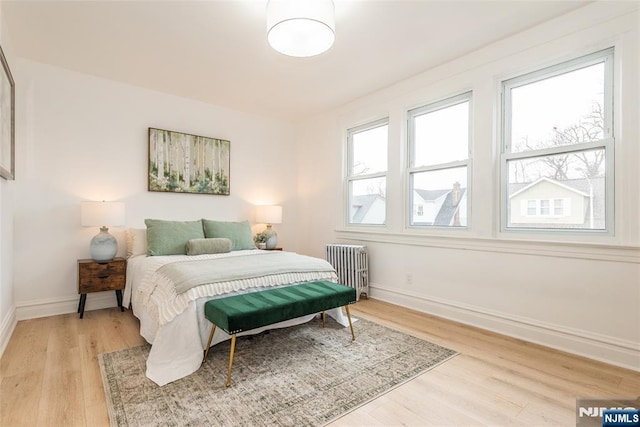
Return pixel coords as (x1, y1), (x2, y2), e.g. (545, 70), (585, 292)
(99, 317), (457, 426)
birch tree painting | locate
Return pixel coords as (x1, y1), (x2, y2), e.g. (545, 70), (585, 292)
(148, 128), (230, 195)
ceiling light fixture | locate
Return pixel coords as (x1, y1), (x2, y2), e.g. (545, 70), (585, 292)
(266, 0), (335, 58)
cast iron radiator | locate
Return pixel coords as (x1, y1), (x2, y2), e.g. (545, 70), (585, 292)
(325, 244), (369, 301)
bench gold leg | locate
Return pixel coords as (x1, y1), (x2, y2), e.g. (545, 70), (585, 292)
(226, 334), (237, 387)
(203, 324), (216, 363)
(345, 305), (355, 341)
(322, 311), (326, 328)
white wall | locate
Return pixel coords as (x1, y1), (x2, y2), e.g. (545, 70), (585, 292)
(296, 3), (640, 370)
(0, 2), (17, 358)
(10, 59), (299, 320)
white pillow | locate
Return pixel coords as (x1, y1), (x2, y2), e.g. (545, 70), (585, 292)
(125, 228), (147, 258)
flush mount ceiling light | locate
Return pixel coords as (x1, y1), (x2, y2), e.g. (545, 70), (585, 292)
(266, 0), (335, 58)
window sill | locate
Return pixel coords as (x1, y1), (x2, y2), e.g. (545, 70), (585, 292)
(334, 228), (639, 263)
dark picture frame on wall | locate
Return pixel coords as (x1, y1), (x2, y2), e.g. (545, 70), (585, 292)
(148, 128), (230, 195)
(0, 44), (15, 180)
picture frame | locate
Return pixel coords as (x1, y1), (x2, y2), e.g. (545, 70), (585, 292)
(148, 128), (230, 195)
(0, 44), (15, 180)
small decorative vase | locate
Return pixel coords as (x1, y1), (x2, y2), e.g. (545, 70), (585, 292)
(258, 242), (267, 249)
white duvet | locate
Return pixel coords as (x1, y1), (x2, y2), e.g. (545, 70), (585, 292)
(124, 250), (346, 386)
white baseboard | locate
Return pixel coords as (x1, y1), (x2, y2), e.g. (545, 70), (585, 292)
(370, 284), (640, 372)
(15, 292), (120, 321)
(0, 305), (17, 359)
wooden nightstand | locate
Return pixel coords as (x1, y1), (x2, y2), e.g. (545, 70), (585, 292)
(77, 257), (126, 319)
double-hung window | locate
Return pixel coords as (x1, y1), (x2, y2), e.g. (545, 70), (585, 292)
(502, 48), (614, 232)
(346, 119), (388, 225)
(408, 92), (471, 227)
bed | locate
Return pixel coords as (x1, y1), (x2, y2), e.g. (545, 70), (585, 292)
(123, 223), (345, 386)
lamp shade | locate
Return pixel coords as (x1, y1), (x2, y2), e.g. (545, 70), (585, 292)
(256, 205), (282, 225)
(267, 0), (335, 57)
(81, 201), (125, 227)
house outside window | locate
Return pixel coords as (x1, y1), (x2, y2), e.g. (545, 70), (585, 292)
(408, 92), (471, 227)
(346, 119), (388, 225)
(502, 48), (614, 232)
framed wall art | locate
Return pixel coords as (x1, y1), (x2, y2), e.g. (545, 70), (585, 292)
(0, 44), (15, 180)
(148, 128), (230, 195)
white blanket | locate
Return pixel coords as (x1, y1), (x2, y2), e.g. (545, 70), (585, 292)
(124, 250), (347, 386)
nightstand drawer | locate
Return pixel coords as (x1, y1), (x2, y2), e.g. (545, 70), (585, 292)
(78, 260), (125, 278)
(79, 275), (125, 293)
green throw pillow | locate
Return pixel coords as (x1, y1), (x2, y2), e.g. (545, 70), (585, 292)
(186, 238), (232, 256)
(202, 220), (256, 251)
(145, 219), (205, 256)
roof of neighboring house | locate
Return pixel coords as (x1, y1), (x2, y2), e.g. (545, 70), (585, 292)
(434, 188), (467, 226)
(351, 194), (383, 224)
(509, 177), (590, 198)
(412, 187), (467, 226)
(508, 177), (604, 196)
(414, 189), (449, 202)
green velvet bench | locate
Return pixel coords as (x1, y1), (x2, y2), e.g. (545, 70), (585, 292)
(202, 280), (357, 387)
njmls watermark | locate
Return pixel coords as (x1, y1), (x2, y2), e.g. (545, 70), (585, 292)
(577, 398), (640, 427)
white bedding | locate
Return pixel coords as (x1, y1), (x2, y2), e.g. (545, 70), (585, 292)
(124, 250), (346, 386)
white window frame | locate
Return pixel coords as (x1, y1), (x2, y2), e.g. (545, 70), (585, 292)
(346, 118), (389, 226)
(500, 48), (614, 234)
(407, 92), (472, 229)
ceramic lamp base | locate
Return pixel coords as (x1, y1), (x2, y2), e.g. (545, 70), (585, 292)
(264, 225), (278, 249)
(90, 226), (117, 261)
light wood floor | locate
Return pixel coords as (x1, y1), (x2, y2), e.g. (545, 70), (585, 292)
(1, 299), (638, 426)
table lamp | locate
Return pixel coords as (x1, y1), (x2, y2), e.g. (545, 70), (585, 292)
(81, 201), (125, 261)
(256, 205), (282, 249)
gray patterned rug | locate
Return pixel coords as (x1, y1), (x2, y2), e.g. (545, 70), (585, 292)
(99, 317), (457, 426)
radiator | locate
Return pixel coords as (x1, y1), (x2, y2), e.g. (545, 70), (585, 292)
(325, 244), (369, 301)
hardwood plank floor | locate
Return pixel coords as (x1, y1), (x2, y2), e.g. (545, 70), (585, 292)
(1, 298), (638, 426)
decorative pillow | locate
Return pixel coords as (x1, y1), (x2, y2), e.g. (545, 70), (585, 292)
(186, 238), (232, 256)
(125, 228), (147, 258)
(202, 220), (256, 251)
(145, 219), (205, 256)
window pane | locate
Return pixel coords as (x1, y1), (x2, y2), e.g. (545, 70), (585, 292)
(414, 101), (469, 167)
(540, 200), (550, 215)
(411, 167), (467, 227)
(510, 63), (605, 153)
(554, 199), (564, 215)
(507, 149), (605, 229)
(349, 178), (386, 225)
(351, 124), (388, 176)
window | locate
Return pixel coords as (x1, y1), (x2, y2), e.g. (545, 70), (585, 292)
(540, 200), (550, 216)
(502, 48), (613, 232)
(554, 199), (564, 216)
(346, 119), (388, 225)
(522, 198), (571, 219)
(408, 92), (471, 227)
